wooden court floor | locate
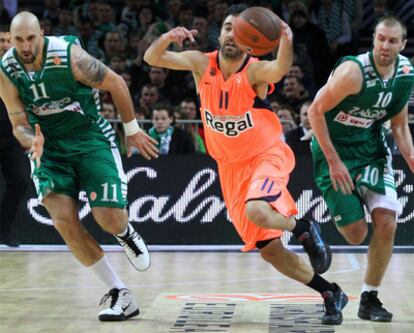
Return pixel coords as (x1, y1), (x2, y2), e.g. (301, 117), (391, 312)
(0, 250), (413, 333)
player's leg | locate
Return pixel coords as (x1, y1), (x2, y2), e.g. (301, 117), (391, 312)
(79, 144), (150, 272)
(241, 154), (331, 274)
(32, 153), (136, 321)
(357, 185), (399, 322)
(43, 193), (137, 321)
(258, 238), (348, 325)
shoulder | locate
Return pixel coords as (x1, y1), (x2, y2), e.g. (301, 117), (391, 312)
(330, 58), (363, 87)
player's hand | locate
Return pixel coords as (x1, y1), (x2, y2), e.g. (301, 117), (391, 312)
(280, 20), (293, 43)
(127, 129), (159, 160)
(328, 158), (354, 194)
(163, 27), (198, 47)
(30, 123), (44, 168)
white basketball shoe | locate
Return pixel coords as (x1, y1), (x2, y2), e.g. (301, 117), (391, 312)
(115, 224), (150, 271)
(98, 288), (140, 321)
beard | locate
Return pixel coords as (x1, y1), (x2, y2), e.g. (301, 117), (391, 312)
(20, 53), (36, 64)
(374, 51), (397, 67)
(220, 42), (244, 60)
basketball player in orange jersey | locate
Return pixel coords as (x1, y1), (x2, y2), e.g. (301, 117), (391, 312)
(145, 5), (346, 325)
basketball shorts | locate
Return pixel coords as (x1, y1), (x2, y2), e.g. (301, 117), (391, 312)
(312, 143), (401, 227)
(218, 145), (298, 252)
(30, 137), (127, 209)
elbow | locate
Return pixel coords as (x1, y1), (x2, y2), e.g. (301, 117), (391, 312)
(143, 49), (156, 66)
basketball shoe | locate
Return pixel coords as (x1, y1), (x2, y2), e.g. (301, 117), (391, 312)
(358, 291), (393, 322)
(115, 224), (150, 271)
(321, 283), (348, 325)
(98, 288), (140, 321)
(297, 219), (332, 274)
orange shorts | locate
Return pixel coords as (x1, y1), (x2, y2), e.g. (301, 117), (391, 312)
(218, 145), (298, 252)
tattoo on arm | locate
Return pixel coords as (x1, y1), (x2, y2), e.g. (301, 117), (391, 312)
(75, 48), (108, 86)
(8, 110), (25, 116)
(14, 124), (35, 149)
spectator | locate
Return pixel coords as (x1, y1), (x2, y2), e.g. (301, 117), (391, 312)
(289, 4), (333, 88)
(178, 3), (194, 29)
(191, 16), (211, 51)
(281, 75), (310, 112)
(207, 2), (229, 50)
(137, 6), (156, 36)
(40, 18), (53, 36)
(359, 0), (390, 37)
(149, 105), (195, 154)
(73, 0), (101, 26)
(100, 31), (124, 64)
(287, 63), (317, 98)
(165, 0), (182, 27)
(100, 102), (117, 120)
(43, 0), (60, 25)
(75, 17), (103, 59)
(285, 100), (314, 152)
(179, 98), (207, 153)
(53, 6), (78, 36)
(312, 0), (353, 59)
(277, 105), (298, 135)
(139, 84), (162, 118)
(148, 66), (182, 105)
(110, 55), (128, 74)
(96, 1), (117, 34)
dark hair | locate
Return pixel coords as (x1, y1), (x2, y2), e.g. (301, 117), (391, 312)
(0, 25), (10, 33)
(375, 15), (407, 40)
(152, 104), (174, 118)
(224, 4), (248, 18)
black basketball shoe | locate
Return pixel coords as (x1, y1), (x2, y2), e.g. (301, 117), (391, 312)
(321, 283), (348, 325)
(358, 291), (393, 322)
(297, 219), (332, 274)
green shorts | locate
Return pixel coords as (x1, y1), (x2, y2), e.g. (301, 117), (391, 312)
(30, 136), (127, 209)
(311, 139), (397, 227)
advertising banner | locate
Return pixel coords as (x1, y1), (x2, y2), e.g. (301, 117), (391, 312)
(12, 154), (414, 247)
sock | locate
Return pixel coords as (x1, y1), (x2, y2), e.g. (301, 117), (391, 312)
(90, 254), (127, 290)
(116, 224), (130, 238)
(307, 274), (334, 294)
(361, 283), (379, 294)
(291, 218), (309, 238)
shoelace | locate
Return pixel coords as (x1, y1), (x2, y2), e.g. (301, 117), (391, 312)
(99, 288), (119, 308)
(122, 230), (143, 256)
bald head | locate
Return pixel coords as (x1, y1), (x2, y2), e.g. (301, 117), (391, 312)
(11, 11), (41, 34)
(10, 11), (44, 64)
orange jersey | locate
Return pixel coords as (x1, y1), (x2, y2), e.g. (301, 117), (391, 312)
(198, 51), (290, 164)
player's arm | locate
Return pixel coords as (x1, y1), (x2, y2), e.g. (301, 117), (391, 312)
(70, 45), (158, 160)
(0, 70), (34, 148)
(143, 27), (208, 74)
(247, 21), (293, 85)
(390, 104), (414, 172)
(308, 61), (362, 194)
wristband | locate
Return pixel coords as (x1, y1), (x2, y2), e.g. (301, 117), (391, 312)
(123, 119), (140, 136)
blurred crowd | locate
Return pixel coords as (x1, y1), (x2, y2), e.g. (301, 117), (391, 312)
(3, 0), (414, 155)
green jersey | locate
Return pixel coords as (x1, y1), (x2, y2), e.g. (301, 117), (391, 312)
(0, 36), (105, 141)
(312, 51), (414, 162)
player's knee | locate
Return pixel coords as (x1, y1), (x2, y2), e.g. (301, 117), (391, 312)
(341, 222), (367, 245)
(246, 201), (271, 228)
(375, 220), (397, 241)
(92, 207), (127, 235)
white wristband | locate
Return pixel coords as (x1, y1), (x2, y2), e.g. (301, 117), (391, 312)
(123, 119), (140, 136)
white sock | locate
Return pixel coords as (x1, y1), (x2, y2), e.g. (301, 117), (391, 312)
(90, 254), (127, 290)
(116, 224), (129, 238)
(361, 283), (379, 293)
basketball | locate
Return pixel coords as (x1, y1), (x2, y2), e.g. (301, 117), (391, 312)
(233, 7), (282, 56)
